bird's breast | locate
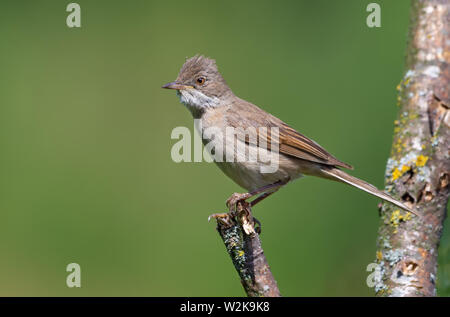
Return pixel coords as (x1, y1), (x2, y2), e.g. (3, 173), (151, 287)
(197, 111), (301, 191)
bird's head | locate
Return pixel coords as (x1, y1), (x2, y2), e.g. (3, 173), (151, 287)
(162, 55), (232, 114)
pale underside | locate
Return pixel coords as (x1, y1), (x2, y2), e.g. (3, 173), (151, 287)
(178, 88), (348, 192)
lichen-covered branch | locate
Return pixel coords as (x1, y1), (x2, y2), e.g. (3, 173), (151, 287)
(375, 0), (449, 297)
(214, 201), (281, 297)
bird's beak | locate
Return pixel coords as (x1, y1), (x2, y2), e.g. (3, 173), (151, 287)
(162, 82), (193, 90)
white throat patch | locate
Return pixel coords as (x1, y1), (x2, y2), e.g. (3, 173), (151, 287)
(177, 89), (220, 112)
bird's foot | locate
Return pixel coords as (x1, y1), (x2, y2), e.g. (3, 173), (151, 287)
(208, 212), (235, 227)
(226, 192), (250, 212)
(209, 193), (260, 235)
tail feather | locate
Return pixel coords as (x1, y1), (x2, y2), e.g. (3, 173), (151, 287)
(320, 167), (420, 217)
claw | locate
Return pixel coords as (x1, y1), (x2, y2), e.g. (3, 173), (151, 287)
(226, 192), (250, 212)
(208, 212), (234, 227)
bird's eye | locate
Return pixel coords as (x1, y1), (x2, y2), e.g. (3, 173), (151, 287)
(196, 77), (206, 85)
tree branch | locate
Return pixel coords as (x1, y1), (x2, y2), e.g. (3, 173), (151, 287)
(214, 201), (281, 297)
(375, 0), (449, 297)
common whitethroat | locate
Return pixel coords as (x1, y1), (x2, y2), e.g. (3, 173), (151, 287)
(162, 55), (418, 217)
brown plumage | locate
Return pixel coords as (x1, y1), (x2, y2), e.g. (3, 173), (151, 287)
(226, 97), (353, 169)
(163, 55), (419, 216)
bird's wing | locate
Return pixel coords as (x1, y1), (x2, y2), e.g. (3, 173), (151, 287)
(226, 98), (353, 169)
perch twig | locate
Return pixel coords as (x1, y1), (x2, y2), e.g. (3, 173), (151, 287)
(214, 201), (281, 297)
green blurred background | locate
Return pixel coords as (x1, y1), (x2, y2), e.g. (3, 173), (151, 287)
(0, 0), (448, 296)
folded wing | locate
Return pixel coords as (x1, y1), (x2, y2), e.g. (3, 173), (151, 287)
(226, 98), (353, 169)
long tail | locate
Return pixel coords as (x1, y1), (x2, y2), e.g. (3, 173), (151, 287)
(320, 167), (419, 217)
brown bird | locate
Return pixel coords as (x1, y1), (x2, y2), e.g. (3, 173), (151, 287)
(162, 55), (417, 217)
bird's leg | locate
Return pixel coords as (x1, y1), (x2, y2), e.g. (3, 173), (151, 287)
(211, 180), (287, 233)
(250, 189), (279, 207)
(246, 189), (280, 234)
(226, 180), (287, 212)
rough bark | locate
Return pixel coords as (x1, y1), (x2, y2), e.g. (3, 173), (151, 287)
(375, 0), (449, 297)
(214, 201), (281, 297)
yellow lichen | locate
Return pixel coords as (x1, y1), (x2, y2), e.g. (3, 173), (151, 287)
(376, 250), (383, 261)
(401, 165), (411, 173)
(416, 155), (429, 167)
(393, 137), (405, 155)
(392, 165), (411, 181)
(390, 210), (412, 233)
(392, 168), (402, 180)
(391, 155), (428, 182)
